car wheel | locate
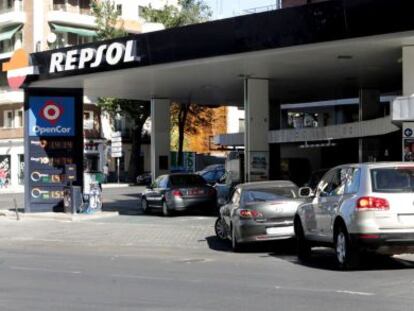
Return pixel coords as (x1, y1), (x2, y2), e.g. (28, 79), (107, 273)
(141, 198), (150, 214)
(215, 217), (227, 240)
(295, 219), (311, 262)
(335, 225), (360, 270)
(231, 224), (243, 252)
(162, 201), (171, 217)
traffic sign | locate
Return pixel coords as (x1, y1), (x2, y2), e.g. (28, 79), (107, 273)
(112, 131), (122, 138)
(112, 146), (122, 152)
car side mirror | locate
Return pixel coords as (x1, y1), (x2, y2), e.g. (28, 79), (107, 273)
(299, 187), (313, 198)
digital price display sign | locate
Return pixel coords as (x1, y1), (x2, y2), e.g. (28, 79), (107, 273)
(24, 89), (83, 212)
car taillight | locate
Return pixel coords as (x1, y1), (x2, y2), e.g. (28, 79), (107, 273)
(239, 209), (263, 219)
(356, 197), (389, 211)
(172, 190), (183, 197)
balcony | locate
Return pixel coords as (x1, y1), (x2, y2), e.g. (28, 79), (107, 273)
(48, 3), (95, 29)
(0, 2), (25, 28)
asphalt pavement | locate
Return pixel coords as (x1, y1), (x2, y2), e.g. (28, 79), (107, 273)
(0, 186), (413, 311)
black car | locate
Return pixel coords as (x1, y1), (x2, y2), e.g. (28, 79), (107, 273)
(141, 173), (217, 216)
(136, 172), (152, 185)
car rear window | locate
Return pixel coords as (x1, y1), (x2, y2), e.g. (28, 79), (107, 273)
(170, 174), (206, 186)
(371, 168), (414, 193)
(243, 187), (298, 203)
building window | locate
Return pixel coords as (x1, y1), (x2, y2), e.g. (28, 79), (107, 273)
(0, 0), (14, 13)
(18, 154), (24, 185)
(52, 31), (95, 49)
(83, 111), (94, 130)
(238, 118), (245, 132)
(138, 5), (144, 17)
(0, 30), (22, 54)
(3, 110), (14, 128)
(116, 4), (122, 15)
(14, 109), (23, 128)
(0, 155), (11, 188)
(79, 0), (91, 14)
(53, 0), (67, 11)
(2, 109), (23, 128)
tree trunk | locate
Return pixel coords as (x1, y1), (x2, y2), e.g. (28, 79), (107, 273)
(177, 103), (189, 167)
(127, 123), (144, 182)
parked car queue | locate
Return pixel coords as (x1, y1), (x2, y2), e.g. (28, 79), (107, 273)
(140, 162), (414, 270)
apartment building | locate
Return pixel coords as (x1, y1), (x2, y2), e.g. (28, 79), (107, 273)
(0, 0), (171, 189)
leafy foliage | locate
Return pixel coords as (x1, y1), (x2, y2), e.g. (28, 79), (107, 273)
(91, 0), (127, 40)
(90, 1), (150, 181)
(141, 0), (212, 28)
(142, 0), (212, 165)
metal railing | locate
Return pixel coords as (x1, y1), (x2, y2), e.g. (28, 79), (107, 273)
(50, 3), (92, 15)
(243, 1), (282, 14)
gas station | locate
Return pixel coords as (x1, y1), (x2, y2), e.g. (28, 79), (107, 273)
(7, 0), (414, 212)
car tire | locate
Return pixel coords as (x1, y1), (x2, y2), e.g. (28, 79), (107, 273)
(295, 219), (311, 262)
(162, 201), (172, 217)
(231, 224), (243, 252)
(141, 198), (150, 214)
(215, 217), (227, 241)
(335, 225), (360, 270)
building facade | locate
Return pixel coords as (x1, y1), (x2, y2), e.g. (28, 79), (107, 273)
(0, 0), (169, 190)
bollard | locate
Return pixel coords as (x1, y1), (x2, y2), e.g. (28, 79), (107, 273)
(13, 197), (20, 221)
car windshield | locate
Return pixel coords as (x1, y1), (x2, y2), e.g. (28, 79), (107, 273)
(243, 187), (298, 203)
(170, 174), (206, 186)
(371, 168), (414, 193)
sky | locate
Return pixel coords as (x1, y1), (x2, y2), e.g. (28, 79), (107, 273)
(204, 0), (279, 19)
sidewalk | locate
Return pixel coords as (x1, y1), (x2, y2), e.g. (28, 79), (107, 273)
(102, 183), (132, 189)
(0, 209), (119, 222)
(0, 185), (24, 194)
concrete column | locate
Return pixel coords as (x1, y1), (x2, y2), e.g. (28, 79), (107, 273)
(244, 79), (269, 182)
(358, 89), (381, 163)
(150, 98), (170, 181)
(403, 46), (414, 96)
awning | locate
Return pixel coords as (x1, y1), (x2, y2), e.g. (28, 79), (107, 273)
(0, 26), (21, 42)
(51, 23), (97, 37)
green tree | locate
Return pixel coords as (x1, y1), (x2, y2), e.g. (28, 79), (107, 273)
(141, 0), (212, 166)
(91, 0), (150, 182)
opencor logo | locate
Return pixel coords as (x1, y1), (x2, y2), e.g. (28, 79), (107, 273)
(40, 101), (63, 126)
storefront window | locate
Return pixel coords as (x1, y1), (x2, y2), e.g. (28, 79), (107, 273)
(18, 154), (24, 185)
(287, 112), (319, 129)
(84, 154), (99, 172)
(0, 155), (11, 188)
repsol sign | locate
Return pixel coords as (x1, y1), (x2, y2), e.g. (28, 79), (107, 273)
(49, 40), (140, 73)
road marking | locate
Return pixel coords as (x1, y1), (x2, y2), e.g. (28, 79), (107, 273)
(274, 285), (375, 296)
(9, 265), (82, 275)
(335, 290), (375, 296)
(110, 274), (174, 281)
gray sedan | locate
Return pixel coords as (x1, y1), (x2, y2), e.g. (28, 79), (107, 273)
(215, 181), (303, 251)
(141, 173), (217, 216)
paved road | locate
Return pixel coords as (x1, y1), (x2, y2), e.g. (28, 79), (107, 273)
(0, 187), (414, 311)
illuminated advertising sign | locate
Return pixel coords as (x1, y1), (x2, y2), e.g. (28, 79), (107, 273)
(24, 89), (83, 213)
(29, 96), (75, 137)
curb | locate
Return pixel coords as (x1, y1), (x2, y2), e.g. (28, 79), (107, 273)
(0, 211), (119, 222)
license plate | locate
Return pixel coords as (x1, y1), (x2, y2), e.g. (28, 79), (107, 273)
(398, 214), (414, 225)
(188, 189), (204, 196)
(266, 226), (294, 236)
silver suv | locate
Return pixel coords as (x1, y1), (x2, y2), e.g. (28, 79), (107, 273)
(294, 162), (414, 269)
